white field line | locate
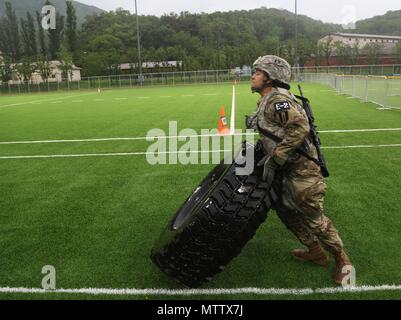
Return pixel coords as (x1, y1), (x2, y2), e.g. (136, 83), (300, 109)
(230, 85), (236, 135)
(1, 144), (401, 160)
(0, 92), (97, 109)
(0, 285), (400, 296)
(1, 128), (401, 146)
(0, 150), (233, 160)
(321, 144), (401, 149)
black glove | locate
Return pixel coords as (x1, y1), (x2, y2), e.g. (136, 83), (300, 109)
(257, 155), (279, 186)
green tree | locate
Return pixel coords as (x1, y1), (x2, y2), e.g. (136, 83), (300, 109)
(297, 38), (315, 67)
(350, 43), (360, 65)
(395, 41), (401, 64)
(65, 0), (78, 57)
(46, 0), (65, 61)
(36, 55), (53, 82)
(59, 50), (74, 80)
(15, 57), (36, 83)
(321, 36), (334, 66)
(80, 52), (105, 76)
(333, 41), (348, 65)
(0, 2), (21, 61)
(364, 43), (381, 65)
(20, 12), (37, 58)
(36, 11), (47, 57)
(0, 56), (13, 83)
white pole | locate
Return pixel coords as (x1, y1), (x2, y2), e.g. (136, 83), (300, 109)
(230, 84), (236, 135)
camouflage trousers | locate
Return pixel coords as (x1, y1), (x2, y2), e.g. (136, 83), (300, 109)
(272, 158), (344, 254)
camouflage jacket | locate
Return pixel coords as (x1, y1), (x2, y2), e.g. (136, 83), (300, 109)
(248, 87), (317, 166)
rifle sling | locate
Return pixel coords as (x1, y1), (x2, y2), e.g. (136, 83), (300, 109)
(256, 124), (322, 167)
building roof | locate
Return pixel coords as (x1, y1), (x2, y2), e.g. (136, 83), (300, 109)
(330, 32), (401, 40)
(119, 61), (182, 70)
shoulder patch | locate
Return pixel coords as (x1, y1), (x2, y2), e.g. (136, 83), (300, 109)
(273, 101), (291, 112)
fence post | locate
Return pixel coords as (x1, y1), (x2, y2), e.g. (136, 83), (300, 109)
(384, 77), (389, 107)
(352, 76), (355, 97)
(365, 77), (368, 103)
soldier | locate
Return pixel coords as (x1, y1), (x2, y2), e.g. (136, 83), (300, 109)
(246, 55), (353, 285)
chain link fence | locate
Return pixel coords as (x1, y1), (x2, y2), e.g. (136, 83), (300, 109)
(0, 69), (251, 95)
(302, 73), (401, 109)
(3, 64), (401, 97)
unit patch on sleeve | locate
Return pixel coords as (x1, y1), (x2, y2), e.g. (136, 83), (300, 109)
(274, 101), (291, 112)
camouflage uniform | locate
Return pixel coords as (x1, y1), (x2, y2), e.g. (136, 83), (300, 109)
(248, 57), (344, 255)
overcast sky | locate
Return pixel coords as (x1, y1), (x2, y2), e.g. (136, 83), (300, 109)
(77, 0), (400, 24)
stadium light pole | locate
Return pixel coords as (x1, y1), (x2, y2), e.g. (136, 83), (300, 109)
(134, 0), (143, 85)
(295, 0), (300, 82)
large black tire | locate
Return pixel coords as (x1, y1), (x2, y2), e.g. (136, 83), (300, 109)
(150, 142), (277, 288)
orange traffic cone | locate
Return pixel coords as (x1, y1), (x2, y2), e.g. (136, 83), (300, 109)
(218, 106), (230, 135)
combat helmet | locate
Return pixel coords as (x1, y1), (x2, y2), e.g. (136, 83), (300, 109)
(253, 55), (291, 89)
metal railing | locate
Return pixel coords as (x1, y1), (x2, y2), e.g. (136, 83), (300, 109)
(302, 73), (401, 109)
(2, 64), (401, 96)
(0, 69), (248, 95)
(294, 64), (401, 78)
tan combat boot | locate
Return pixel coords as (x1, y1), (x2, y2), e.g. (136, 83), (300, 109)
(333, 250), (353, 285)
(292, 241), (329, 266)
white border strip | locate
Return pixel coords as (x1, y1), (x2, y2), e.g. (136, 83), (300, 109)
(322, 144), (401, 149)
(0, 150), (233, 160)
(0, 92), (98, 109)
(0, 285), (400, 296)
(1, 144), (401, 160)
(1, 128), (401, 145)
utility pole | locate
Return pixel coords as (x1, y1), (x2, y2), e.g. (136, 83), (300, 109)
(134, 0), (143, 85)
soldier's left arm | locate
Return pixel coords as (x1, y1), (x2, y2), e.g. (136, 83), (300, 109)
(266, 97), (310, 165)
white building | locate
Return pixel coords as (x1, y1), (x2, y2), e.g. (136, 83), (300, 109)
(6, 60), (81, 84)
(119, 61), (183, 72)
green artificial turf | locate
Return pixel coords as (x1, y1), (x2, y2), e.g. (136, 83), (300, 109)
(0, 82), (400, 300)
